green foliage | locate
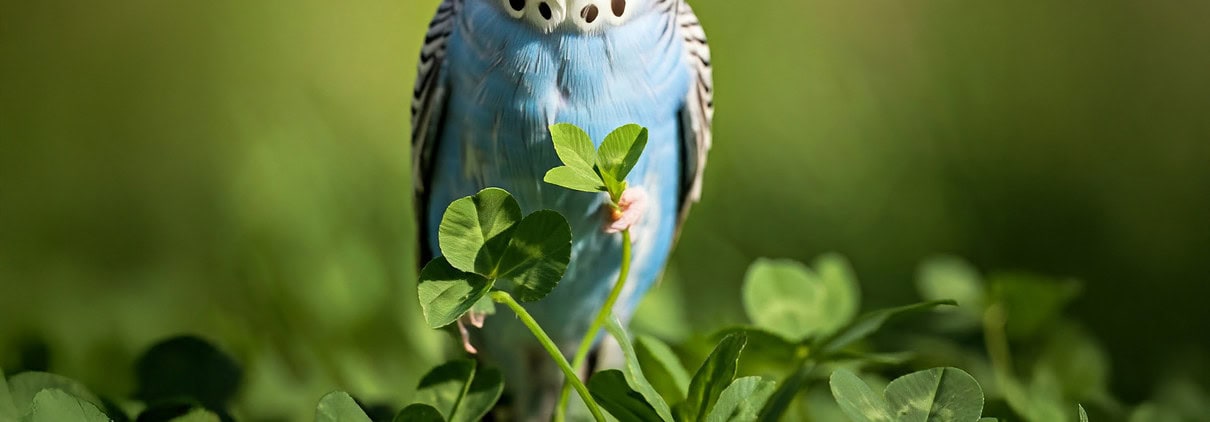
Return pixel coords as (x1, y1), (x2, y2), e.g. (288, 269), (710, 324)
(413, 360), (503, 422)
(417, 258), (493, 329)
(681, 333), (748, 422)
(315, 391), (371, 422)
(705, 377), (777, 422)
(741, 256), (859, 341)
(544, 123), (649, 201)
(604, 318), (675, 421)
(417, 188), (572, 328)
(395, 404), (445, 422)
(437, 188), (522, 275)
(589, 370), (665, 422)
(23, 389), (110, 422)
(831, 367), (985, 422)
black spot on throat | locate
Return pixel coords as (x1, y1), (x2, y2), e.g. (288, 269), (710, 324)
(509, 0), (524, 11)
(611, 0), (626, 17)
(538, 2), (552, 19)
(581, 5), (599, 23)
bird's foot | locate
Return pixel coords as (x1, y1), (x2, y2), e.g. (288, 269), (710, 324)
(605, 186), (648, 234)
(456, 311), (487, 354)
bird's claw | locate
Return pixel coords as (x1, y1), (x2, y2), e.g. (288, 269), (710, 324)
(605, 186), (648, 234)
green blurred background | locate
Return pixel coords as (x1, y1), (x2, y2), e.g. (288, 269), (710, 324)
(2, 0), (1208, 419)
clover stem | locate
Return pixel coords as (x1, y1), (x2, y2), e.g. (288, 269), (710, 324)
(489, 291), (607, 422)
(554, 229), (633, 422)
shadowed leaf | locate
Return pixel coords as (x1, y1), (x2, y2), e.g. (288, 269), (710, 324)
(589, 370), (664, 422)
(414, 360), (503, 422)
(495, 210), (572, 302)
(682, 333), (747, 422)
(394, 404), (445, 422)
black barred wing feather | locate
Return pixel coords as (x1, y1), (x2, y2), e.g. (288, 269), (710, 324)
(675, 0), (714, 228)
(412, 0), (459, 261)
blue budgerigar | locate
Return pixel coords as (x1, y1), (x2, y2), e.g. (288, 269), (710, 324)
(411, 0), (713, 417)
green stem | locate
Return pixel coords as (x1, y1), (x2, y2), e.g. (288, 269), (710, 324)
(554, 229), (633, 422)
(490, 291), (607, 422)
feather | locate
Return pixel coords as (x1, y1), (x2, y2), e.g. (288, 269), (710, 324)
(675, 0), (714, 230)
(412, 0), (460, 262)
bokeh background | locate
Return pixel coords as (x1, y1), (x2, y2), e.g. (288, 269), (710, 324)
(2, 0), (1208, 420)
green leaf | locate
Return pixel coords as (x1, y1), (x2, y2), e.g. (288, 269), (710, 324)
(549, 123), (597, 171)
(741, 256), (859, 342)
(987, 273), (1081, 339)
(596, 124), (648, 182)
(544, 166), (605, 192)
(394, 404), (446, 422)
(413, 360), (503, 422)
(21, 389), (109, 422)
(757, 364), (810, 422)
(438, 188), (522, 274)
(636, 335), (692, 402)
(1036, 323), (1110, 402)
(315, 391), (371, 422)
(829, 369), (892, 422)
(169, 408), (222, 422)
(8, 372), (104, 418)
(588, 370), (665, 422)
(917, 255), (985, 311)
(417, 257), (494, 328)
(682, 333), (748, 422)
(705, 377), (777, 422)
(0, 370), (17, 420)
(884, 367), (984, 422)
(816, 300), (956, 356)
(1079, 404), (1089, 422)
(494, 210), (572, 302)
(604, 318), (675, 421)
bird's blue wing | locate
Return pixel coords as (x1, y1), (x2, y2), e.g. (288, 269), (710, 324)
(675, 0), (714, 230)
(412, 0), (460, 262)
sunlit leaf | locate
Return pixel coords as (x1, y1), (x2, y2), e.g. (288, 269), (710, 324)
(549, 123), (597, 171)
(417, 257), (493, 328)
(884, 367), (984, 422)
(705, 376), (777, 422)
(413, 360), (503, 422)
(394, 404), (445, 422)
(1079, 404), (1089, 422)
(315, 391), (371, 422)
(544, 166), (605, 192)
(682, 333), (747, 422)
(23, 389), (109, 422)
(596, 124), (648, 184)
(589, 370), (665, 422)
(605, 318), (675, 421)
(438, 188), (522, 274)
(495, 210), (572, 302)
(8, 372), (104, 417)
(829, 369), (892, 422)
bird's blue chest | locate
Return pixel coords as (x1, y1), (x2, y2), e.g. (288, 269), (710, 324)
(425, 4), (690, 351)
(428, 4), (689, 234)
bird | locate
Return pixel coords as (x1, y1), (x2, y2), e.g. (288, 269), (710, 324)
(411, 0), (712, 418)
